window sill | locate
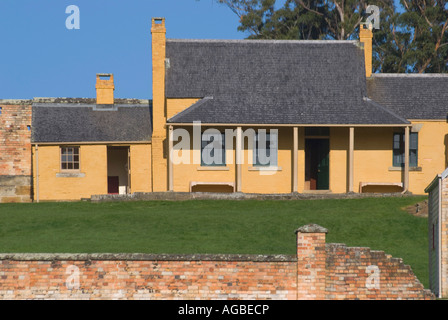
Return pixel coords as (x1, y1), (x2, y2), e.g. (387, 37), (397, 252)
(249, 166), (282, 172)
(197, 166), (230, 171)
(56, 172), (85, 178)
(388, 166), (422, 172)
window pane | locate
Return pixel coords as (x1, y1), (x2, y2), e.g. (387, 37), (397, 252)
(201, 132), (225, 166)
(410, 133), (418, 150)
(392, 133), (418, 167)
(393, 152), (402, 167)
(61, 146), (80, 170)
(410, 150), (418, 167)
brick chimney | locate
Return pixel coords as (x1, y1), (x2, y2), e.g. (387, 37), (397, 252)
(151, 17), (168, 192)
(359, 24), (373, 78)
(95, 73), (115, 104)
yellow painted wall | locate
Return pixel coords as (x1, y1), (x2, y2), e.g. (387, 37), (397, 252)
(241, 128), (293, 194)
(130, 144), (152, 193)
(33, 145), (107, 201)
(408, 121), (448, 194)
(171, 126), (235, 192)
(32, 121), (448, 198)
(171, 127), (299, 194)
(351, 127), (400, 193)
(329, 127), (348, 193)
(330, 123), (448, 195)
(33, 143), (152, 201)
(167, 98), (200, 120)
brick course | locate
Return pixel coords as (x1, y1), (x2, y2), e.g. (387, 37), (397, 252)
(0, 101), (32, 203)
(0, 225), (434, 300)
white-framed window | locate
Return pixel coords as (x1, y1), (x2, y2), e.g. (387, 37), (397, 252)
(60, 146), (80, 171)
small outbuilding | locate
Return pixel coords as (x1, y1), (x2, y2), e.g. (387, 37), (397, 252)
(425, 167), (448, 298)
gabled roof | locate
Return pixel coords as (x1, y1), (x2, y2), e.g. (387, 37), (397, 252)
(165, 39), (409, 126)
(32, 98), (152, 143)
(367, 74), (448, 120)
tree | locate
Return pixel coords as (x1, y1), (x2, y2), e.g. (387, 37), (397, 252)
(216, 0), (393, 40)
(216, 0), (448, 73)
(399, 0), (448, 72)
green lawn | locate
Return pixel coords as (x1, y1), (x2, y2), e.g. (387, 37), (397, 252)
(0, 196), (429, 287)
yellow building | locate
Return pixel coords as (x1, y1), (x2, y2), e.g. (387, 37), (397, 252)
(27, 19), (448, 201)
(31, 74), (152, 201)
(152, 18), (448, 196)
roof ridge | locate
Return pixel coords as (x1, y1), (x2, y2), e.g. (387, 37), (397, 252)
(167, 38), (358, 45)
(372, 73), (448, 78)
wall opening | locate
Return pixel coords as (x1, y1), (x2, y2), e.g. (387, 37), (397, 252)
(305, 138), (330, 190)
(107, 146), (130, 195)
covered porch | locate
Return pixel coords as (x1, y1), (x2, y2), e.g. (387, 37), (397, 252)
(166, 123), (412, 194)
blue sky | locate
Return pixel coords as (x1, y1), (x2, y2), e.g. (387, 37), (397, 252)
(0, 0), (246, 100)
(0, 1), (405, 100)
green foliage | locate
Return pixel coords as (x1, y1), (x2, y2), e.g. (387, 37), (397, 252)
(216, 0), (448, 73)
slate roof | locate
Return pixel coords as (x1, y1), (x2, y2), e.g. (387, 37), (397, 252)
(367, 74), (448, 120)
(32, 99), (152, 143)
(165, 39), (409, 125)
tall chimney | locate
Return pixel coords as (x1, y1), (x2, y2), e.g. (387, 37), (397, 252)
(95, 73), (115, 104)
(151, 17), (168, 192)
(151, 17), (166, 135)
(359, 24), (373, 78)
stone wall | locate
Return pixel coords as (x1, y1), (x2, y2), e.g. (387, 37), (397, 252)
(0, 100), (32, 203)
(0, 225), (434, 300)
(90, 191), (414, 202)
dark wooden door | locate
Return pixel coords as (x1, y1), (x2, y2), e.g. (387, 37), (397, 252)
(305, 139), (329, 190)
(108, 176), (119, 194)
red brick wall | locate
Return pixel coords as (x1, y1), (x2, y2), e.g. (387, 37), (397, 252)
(0, 255), (297, 300)
(0, 225), (435, 300)
(0, 101), (32, 202)
(325, 244), (432, 299)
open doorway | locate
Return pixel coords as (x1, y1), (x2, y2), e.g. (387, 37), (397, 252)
(305, 138), (329, 191)
(107, 146), (130, 194)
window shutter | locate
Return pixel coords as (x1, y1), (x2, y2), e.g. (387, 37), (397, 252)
(270, 131), (278, 167)
(410, 133), (418, 167)
(256, 133), (268, 166)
